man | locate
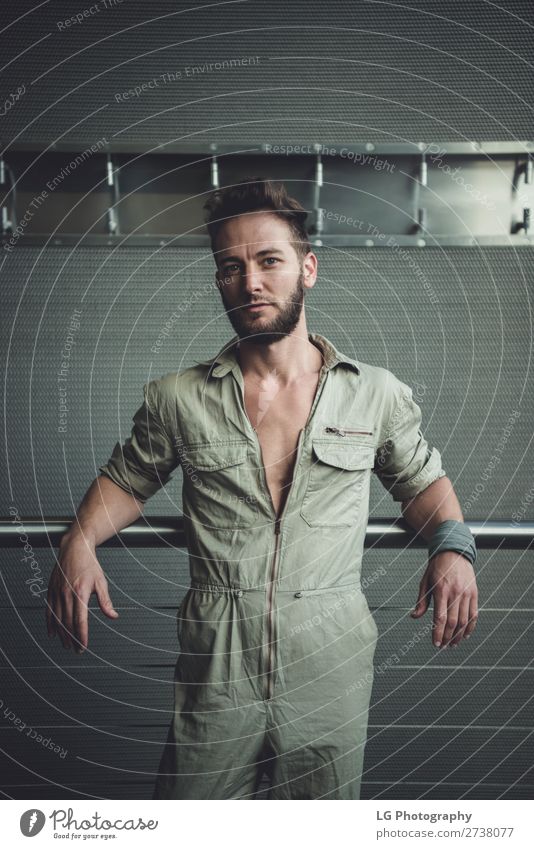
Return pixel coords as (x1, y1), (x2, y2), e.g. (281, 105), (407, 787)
(47, 177), (478, 800)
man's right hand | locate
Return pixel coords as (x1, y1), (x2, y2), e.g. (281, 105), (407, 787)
(46, 532), (119, 654)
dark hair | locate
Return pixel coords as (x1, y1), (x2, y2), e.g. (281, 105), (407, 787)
(203, 176), (312, 263)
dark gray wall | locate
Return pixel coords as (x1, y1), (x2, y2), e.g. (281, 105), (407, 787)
(2, 246), (532, 799)
(1, 0), (533, 145)
(1, 0), (533, 800)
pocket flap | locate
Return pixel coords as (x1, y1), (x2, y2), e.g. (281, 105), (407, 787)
(181, 440), (249, 471)
(312, 440), (375, 471)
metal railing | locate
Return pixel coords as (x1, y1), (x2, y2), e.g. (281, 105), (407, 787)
(1, 518), (531, 550)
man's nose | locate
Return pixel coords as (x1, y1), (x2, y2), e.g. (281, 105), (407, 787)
(242, 265), (264, 292)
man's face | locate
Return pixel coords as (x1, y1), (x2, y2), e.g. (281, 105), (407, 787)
(214, 211), (316, 345)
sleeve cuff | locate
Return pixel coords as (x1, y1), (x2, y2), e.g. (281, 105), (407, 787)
(98, 462), (155, 504)
(387, 447), (447, 502)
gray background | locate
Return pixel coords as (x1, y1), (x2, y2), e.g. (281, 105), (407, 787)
(0, 0), (533, 800)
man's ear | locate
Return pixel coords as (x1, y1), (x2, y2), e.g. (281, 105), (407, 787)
(303, 251), (318, 289)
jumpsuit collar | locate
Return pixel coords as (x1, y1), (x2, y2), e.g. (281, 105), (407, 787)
(203, 332), (361, 378)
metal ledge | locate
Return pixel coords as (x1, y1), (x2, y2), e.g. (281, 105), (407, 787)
(1, 518), (531, 550)
(2, 142), (532, 246)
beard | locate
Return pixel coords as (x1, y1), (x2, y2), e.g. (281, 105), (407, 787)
(220, 267), (305, 346)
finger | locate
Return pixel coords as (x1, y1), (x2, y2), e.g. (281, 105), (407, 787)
(410, 574), (430, 617)
(442, 597), (460, 647)
(95, 577), (119, 619)
(432, 591), (448, 647)
(46, 587), (56, 638)
(464, 591), (479, 638)
(59, 590), (74, 650)
(449, 593), (470, 646)
(49, 593), (64, 642)
(72, 587), (91, 654)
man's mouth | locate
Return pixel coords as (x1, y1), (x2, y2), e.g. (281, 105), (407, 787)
(241, 302), (272, 311)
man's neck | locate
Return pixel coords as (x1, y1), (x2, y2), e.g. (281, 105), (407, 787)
(236, 324), (324, 387)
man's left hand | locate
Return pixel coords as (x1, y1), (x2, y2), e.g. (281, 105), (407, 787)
(410, 551), (478, 648)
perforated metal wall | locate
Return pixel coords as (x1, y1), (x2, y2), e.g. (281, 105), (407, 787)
(1, 0), (533, 147)
(1, 0), (532, 801)
(1, 244), (532, 798)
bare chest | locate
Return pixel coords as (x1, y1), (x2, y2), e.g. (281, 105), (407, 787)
(243, 370), (322, 516)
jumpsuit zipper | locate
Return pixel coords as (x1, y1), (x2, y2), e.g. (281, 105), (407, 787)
(232, 361), (330, 702)
(325, 426), (373, 436)
(265, 516), (282, 701)
(257, 427), (305, 701)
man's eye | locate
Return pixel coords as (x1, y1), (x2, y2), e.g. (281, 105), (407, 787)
(223, 264), (239, 273)
(264, 257), (279, 265)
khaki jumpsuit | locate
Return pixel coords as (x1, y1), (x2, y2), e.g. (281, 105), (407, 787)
(99, 333), (446, 799)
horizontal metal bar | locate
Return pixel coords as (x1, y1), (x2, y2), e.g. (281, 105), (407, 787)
(4, 141), (534, 155)
(2, 234), (533, 248)
(1, 518), (531, 550)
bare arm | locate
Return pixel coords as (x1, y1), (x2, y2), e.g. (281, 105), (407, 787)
(49, 374), (180, 653)
(62, 474), (145, 548)
(47, 475), (145, 654)
(400, 474), (463, 540)
(401, 476), (478, 649)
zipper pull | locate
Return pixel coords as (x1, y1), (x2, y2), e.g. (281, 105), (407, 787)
(324, 426), (374, 437)
(325, 426), (346, 436)
(274, 517), (281, 535)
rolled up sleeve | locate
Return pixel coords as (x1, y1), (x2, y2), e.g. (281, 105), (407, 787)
(98, 379), (179, 503)
(374, 384), (446, 502)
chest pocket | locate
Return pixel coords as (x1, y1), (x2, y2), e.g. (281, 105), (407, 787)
(300, 439), (376, 527)
(180, 440), (259, 530)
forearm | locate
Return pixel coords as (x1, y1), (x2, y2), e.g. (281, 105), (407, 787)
(62, 475), (144, 548)
(401, 476), (464, 542)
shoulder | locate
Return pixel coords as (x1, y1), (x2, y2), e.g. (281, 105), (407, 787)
(351, 360), (415, 444)
(148, 362), (205, 394)
(354, 359), (411, 402)
(142, 361), (212, 419)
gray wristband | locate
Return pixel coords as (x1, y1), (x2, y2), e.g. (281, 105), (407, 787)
(428, 519), (477, 566)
